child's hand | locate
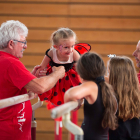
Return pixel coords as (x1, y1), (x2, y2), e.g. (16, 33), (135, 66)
(52, 66), (65, 79)
(35, 67), (47, 78)
(31, 65), (41, 75)
(38, 68), (47, 77)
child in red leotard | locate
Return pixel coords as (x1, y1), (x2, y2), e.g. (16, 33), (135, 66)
(35, 27), (91, 106)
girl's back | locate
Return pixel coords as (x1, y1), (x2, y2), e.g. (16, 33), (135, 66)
(82, 83), (108, 140)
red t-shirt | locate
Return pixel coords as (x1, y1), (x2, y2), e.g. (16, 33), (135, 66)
(0, 51), (36, 140)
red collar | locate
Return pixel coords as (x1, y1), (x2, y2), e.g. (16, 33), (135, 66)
(0, 51), (19, 60)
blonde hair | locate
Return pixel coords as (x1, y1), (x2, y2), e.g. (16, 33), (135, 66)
(109, 56), (140, 121)
(51, 27), (76, 46)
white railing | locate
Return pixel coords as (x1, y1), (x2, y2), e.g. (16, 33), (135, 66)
(51, 101), (84, 140)
(0, 92), (35, 109)
(0, 94), (84, 140)
(0, 93), (43, 140)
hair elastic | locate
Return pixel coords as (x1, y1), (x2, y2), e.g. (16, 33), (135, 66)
(95, 76), (105, 84)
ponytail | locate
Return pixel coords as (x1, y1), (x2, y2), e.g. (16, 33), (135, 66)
(100, 81), (118, 130)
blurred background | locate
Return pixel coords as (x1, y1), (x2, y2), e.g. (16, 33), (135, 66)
(0, 0), (140, 139)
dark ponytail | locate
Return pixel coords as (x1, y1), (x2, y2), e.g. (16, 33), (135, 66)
(100, 81), (118, 130)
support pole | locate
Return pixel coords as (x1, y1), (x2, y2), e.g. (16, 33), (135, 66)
(70, 111), (78, 140)
(51, 101), (84, 140)
(62, 112), (83, 139)
(55, 121), (62, 140)
(31, 97), (43, 140)
(31, 111), (36, 140)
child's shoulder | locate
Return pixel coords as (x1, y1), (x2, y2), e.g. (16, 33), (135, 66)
(73, 49), (80, 61)
(46, 48), (53, 58)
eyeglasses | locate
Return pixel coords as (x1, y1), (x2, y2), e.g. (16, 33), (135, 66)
(13, 40), (27, 47)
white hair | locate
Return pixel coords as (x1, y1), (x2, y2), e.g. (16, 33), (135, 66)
(0, 20), (28, 49)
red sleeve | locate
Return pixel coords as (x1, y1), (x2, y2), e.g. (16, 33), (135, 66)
(7, 60), (36, 90)
(137, 72), (140, 84)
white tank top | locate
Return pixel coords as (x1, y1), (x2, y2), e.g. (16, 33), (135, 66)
(52, 47), (73, 64)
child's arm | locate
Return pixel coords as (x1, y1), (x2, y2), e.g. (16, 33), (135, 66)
(73, 49), (80, 62)
(35, 50), (52, 77)
(73, 49), (80, 68)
